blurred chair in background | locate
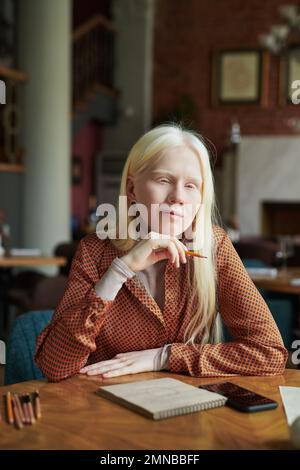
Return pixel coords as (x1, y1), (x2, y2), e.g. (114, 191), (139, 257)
(4, 309), (54, 385)
(233, 237), (278, 266)
(7, 241), (79, 314)
(245, 258), (298, 351)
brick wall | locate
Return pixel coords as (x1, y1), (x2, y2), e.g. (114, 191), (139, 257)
(153, 0), (300, 164)
(72, 123), (102, 226)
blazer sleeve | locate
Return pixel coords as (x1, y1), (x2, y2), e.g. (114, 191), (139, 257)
(168, 228), (288, 377)
(35, 237), (114, 382)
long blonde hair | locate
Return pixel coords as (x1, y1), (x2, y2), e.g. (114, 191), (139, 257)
(111, 124), (222, 346)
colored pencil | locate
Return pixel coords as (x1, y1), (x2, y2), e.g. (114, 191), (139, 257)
(5, 392), (14, 425)
(32, 391), (42, 420)
(12, 396), (24, 429)
(185, 250), (207, 259)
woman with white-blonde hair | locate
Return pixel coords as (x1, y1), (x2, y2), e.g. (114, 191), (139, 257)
(35, 124), (287, 381)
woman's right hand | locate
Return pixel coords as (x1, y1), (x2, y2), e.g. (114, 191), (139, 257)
(120, 232), (188, 272)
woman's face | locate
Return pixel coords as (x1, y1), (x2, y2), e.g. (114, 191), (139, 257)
(127, 145), (203, 237)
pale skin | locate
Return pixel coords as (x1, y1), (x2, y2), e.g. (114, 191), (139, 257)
(80, 145), (203, 378)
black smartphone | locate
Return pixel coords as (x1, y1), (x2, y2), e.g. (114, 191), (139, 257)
(199, 381), (278, 412)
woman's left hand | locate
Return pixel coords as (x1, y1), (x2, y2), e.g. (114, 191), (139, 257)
(79, 348), (163, 378)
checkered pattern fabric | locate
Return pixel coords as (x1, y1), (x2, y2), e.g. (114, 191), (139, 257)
(35, 226), (287, 381)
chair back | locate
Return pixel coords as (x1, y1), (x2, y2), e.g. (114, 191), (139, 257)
(4, 310), (54, 385)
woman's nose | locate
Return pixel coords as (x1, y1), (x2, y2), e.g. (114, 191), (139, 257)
(167, 184), (185, 204)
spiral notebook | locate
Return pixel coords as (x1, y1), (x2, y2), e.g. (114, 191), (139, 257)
(97, 377), (227, 420)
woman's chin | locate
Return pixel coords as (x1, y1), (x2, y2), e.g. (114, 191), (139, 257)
(159, 223), (185, 238)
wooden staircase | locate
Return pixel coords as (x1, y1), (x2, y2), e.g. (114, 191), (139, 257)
(72, 14), (120, 134)
(0, 65), (28, 171)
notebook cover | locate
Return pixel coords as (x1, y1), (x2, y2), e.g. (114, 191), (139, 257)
(97, 377), (227, 420)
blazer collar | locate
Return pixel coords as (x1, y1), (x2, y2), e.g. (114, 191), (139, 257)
(98, 237), (183, 328)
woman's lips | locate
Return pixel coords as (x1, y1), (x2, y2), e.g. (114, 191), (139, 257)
(161, 210), (184, 218)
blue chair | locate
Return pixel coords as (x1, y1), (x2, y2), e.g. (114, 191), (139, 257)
(4, 310), (54, 385)
(242, 258), (269, 299)
(242, 259), (267, 268)
(265, 297), (297, 350)
(242, 259), (297, 350)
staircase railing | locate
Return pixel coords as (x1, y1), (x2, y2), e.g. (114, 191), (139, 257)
(72, 14), (118, 106)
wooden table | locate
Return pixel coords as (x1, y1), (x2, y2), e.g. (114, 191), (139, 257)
(0, 370), (299, 450)
(0, 256), (66, 268)
(250, 268), (300, 295)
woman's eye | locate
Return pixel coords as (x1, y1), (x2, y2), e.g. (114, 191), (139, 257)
(186, 183), (196, 189)
(158, 178), (169, 183)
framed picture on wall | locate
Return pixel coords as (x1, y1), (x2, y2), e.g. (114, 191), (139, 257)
(212, 48), (269, 106)
(279, 45), (300, 106)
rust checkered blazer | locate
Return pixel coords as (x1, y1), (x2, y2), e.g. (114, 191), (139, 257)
(35, 226), (287, 381)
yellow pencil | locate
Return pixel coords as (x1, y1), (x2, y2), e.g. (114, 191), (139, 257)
(186, 250), (207, 259)
(5, 392), (14, 425)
